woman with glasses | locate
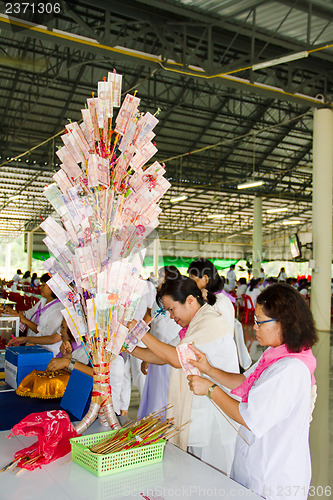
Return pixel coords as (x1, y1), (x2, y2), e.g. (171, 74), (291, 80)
(188, 283), (317, 500)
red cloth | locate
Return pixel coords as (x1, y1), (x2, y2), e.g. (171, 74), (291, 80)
(7, 410), (78, 470)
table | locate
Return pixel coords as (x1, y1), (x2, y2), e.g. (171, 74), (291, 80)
(0, 421), (262, 500)
(0, 298), (17, 307)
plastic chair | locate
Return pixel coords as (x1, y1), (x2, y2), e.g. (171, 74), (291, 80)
(8, 292), (29, 311)
(242, 294), (255, 324)
(29, 296), (40, 307)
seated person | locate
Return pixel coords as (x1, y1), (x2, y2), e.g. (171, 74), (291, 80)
(21, 271), (31, 284)
(16, 319), (91, 399)
(46, 319), (91, 372)
(6, 273), (63, 355)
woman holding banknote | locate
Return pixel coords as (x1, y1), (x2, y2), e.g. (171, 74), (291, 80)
(187, 283), (317, 500)
(6, 273), (63, 356)
(130, 275), (240, 475)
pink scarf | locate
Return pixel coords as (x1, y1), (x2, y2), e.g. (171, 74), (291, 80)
(231, 344), (316, 402)
(178, 326), (188, 340)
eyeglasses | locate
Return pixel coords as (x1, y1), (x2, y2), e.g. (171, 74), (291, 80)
(254, 315), (277, 327)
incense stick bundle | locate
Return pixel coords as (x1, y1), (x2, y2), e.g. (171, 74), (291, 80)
(88, 406), (188, 455)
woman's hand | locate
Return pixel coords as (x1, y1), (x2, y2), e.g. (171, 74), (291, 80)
(141, 360), (149, 375)
(7, 336), (26, 347)
(47, 357), (70, 371)
(187, 374), (212, 396)
(60, 341), (72, 357)
(201, 288), (208, 301)
(188, 345), (211, 375)
(4, 306), (21, 318)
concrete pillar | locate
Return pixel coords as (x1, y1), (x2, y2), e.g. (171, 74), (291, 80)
(311, 108), (333, 331)
(252, 197), (262, 278)
(27, 231), (33, 272)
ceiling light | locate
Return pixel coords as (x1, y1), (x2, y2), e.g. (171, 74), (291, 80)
(170, 195), (188, 203)
(282, 220), (301, 226)
(237, 180), (264, 189)
(207, 214), (225, 219)
(266, 207), (289, 214)
(252, 51), (308, 71)
(8, 195), (21, 201)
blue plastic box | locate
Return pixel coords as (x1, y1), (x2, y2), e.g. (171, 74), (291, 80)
(5, 346), (53, 389)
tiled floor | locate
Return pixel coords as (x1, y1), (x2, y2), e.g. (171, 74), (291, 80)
(127, 324), (333, 499)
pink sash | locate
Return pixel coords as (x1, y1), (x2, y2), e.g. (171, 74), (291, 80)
(231, 344), (316, 402)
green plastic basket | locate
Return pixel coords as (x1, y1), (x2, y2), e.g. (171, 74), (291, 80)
(70, 430), (166, 477)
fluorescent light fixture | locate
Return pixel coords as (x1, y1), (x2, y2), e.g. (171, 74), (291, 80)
(282, 220), (301, 226)
(207, 214), (225, 219)
(266, 207), (289, 214)
(170, 195), (188, 203)
(252, 51), (308, 71)
(237, 180), (264, 189)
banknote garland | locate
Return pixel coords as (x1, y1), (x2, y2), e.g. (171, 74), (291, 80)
(41, 70), (170, 433)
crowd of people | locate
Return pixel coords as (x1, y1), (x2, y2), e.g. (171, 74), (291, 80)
(0, 261), (319, 499)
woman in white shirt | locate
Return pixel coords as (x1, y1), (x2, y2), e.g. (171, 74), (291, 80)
(6, 273), (63, 356)
(188, 283), (318, 500)
(138, 265), (182, 418)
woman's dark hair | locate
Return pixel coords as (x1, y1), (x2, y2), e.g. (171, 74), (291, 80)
(239, 277), (247, 285)
(40, 273), (56, 299)
(248, 278), (260, 291)
(22, 271), (30, 279)
(156, 266), (182, 305)
(158, 276), (205, 307)
(158, 265), (181, 282)
(257, 283), (318, 352)
(187, 258), (224, 306)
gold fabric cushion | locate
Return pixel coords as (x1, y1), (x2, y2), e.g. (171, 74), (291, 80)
(16, 369), (70, 399)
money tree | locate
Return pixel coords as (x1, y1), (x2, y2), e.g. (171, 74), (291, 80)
(41, 71), (170, 433)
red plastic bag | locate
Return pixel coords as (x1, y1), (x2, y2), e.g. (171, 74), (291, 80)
(7, 410), (78, 470)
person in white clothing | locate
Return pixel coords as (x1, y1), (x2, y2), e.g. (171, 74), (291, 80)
(46, 318), (90, 371)
(138, 265), (182, 419)
(130, 278), (156, 394)
(130, 276), (240, 476)
(12, 269), (22, 284)
(259, 267), (266, 280)
(277, 267), (287, 281)
(236, 277), (247, 308)
(6, 273), (63, 356)
(225, 264), (236, 291)
(119, 277), (157, 416)
(188, 283), (318, 500)
(245, 278), (261, 307)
